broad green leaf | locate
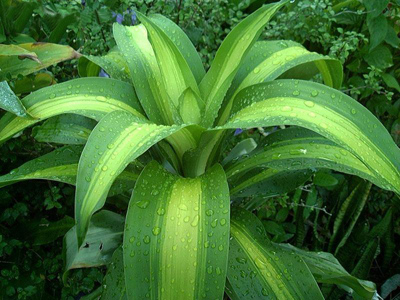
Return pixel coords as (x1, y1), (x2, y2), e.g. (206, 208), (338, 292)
(0, 81), (29, 117)
(0, 77), (145, 143)
(385, 26), (400, 48)
(0, 145), (139, 196)
(137, 12), (201, 110)
(381, 274), (400, 299)
(219, 80), (400, 194)
(78, 56), (101, 78)
(0, 44), (37, 57)
(382, 73), (400, 92)
(230, 168), (312, 199)
(48, 13), (77, 43)
(363, 0), (389, 19)
(149, 14), (205, 83)
(80, 47), (132, 82)
(221, 137), (257, 166)
(279, 244), (376, 299)
(364, 45), (393, 69)
(101, 247), (127, 300)
(313, 170), (339, 187)
(227, 208), (324, 299)
(199, 0), (288, 127)
(24, 216), (74, 246)
(0, 145), (82, 188)
(367, 15), (387, 51)
(63, 210), (124, 282)
(0, 43), (80, 80)
(13, 73), (55, 95)
(226, 127), (376, 193)
(32, 114), (96, 145)
(113, 23), (177, 125)
(218, 40), (343, 124)
(123, 161), (230, 300)
(75, 110), (187, 246)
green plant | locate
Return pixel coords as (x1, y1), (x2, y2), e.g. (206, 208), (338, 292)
(1, 0), (400, 299)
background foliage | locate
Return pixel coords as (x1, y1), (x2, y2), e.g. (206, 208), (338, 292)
(0, 0), (399, 299)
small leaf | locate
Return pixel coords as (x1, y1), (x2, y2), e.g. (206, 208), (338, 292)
(178, 88), (202, 124)
(364, 45), (393, 69)
(367, 15), (388, 51)
(0, 81), (29, 117)
(382, 73), (400, 92)
(63, 210), (124, 283)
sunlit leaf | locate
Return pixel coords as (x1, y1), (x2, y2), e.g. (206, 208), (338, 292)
(199, 0), (288, 127)
(227, 208), (324, 299)
(0, 77), (145, 143)
(219, 80), (400, 194)
(124, 161), (230, 299)
(75, 110), (187, 246)
(0, 42), (80, 80)
(149, 14), (205, 83)
(218, 40), (343, 124)
(113, 23), (177, 125)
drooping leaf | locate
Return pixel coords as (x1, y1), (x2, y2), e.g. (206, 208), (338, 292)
(32, 114), (96, 145)
(227, 208), (324, 299)
(0, 81), (29, 117)
(13, 73), (56, 95)
(75, 110), (187, 246)
(221, 137), (257, 166)
(381, 274), (400, 299)
(218, 40), (343, 124)
(0, 77), (145, 143)
(199, 0), (288, 127)
(63, 210), (124, 282)
(280, 244), (376, 299)
(0, 145), (139, 196)
(230, 168), (312, 200)
(80, 47), (131, 82)
(219, 80), (400, 194)
(225, 127), (376, 193)
(0, 43), (80, 80)
(123, 161), (230, 299)
(24, 216), (75, 246)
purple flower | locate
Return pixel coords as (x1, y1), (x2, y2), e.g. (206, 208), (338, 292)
(128, 9), (137, 25)
(99, 69), (110, 78)
(112, 12), (124, 24)
(234, 129), (243, 136)
(81, 0), (86, 6)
